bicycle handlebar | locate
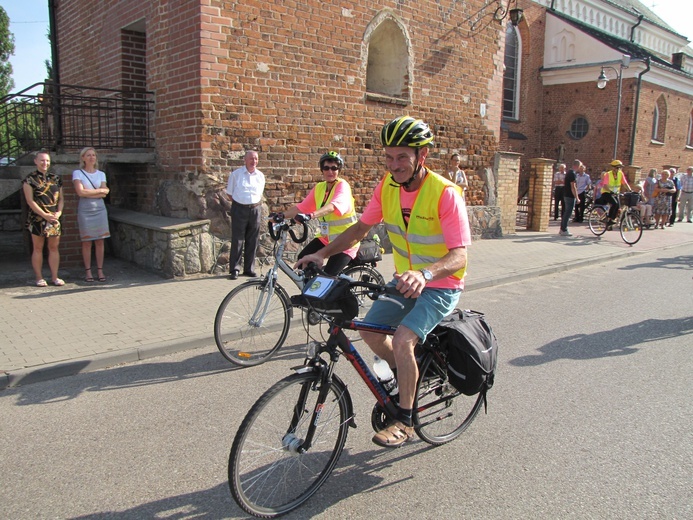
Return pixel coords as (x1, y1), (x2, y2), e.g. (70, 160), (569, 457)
(267, 217), (309, 243)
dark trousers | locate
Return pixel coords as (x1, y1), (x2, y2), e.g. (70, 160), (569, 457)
(574, 192), (587, 222)
(553, 186), (564, 219)
(229, 203), (261, 273)
(560, 196), (576, 232)
(669, 192), (679, 225)
(297, 238), (352, 276)
(596, 192), (619, 220)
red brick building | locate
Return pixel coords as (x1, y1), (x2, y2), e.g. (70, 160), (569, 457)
(502, 0), (693, 183)
(52, 0), (514, 235)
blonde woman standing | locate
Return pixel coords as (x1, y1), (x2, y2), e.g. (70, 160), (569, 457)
(72, 147), (110, 282)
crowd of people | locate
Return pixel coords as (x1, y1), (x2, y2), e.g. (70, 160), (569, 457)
(552, 159), (693, 235)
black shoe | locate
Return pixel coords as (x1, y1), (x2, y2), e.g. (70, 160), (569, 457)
(229, 270), (239, 280)
(243, 271), (257, 277)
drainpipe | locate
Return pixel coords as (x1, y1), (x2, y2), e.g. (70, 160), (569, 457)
(630, 14), (644, 43)
(550, 0), (556, 11)
(629, 57), (651, 165)
(48, 0), (62, 151)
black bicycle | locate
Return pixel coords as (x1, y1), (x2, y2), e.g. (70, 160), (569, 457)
(228, 269), (485, 517)
(214, 217), (385, 366)
(587, 191), (643, 245)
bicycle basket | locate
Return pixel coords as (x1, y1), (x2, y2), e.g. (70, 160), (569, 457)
(622, 192), (640, 207)
(300, 275), (358, 320)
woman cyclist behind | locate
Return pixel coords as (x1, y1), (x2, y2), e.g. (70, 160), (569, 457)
(276, 151), (360, 275)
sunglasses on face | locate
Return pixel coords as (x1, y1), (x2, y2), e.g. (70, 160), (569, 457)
(321, 165), (339, 171)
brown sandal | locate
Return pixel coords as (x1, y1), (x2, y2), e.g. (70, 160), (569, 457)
(372, 421), (414, 448)
(85, 268), (94, 282)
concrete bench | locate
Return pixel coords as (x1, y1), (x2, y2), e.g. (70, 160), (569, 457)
(108, 206), (212, 278)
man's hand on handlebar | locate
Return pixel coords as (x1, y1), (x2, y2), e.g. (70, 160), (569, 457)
(393, 270), (425, 299)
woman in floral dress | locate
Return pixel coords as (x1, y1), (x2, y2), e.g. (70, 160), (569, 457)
(22, 151), (65, 286)
(652, 169), (676, 229)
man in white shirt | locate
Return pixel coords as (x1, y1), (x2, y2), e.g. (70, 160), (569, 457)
(226, 150), (265, 279)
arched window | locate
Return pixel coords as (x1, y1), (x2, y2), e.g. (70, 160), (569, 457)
(687, 110), (693, 147)
(503, 24), (521, 120)
(365, 17), (410, 100)
(651, 95), (667, 142)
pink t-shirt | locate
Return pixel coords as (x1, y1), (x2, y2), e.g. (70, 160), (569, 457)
(361, 174), (471, 289)
(297, 180), (359, 258)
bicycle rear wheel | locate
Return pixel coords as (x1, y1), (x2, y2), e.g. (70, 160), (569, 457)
(229, 372), (350, 518)
(620, 209), (643, 245)
(342, 264), (386, 318)
(588, 205), (609, 236)
(214, 279), (291, 366)
(413, 353), (484, 445)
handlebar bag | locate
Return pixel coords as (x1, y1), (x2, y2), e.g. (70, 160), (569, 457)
(301, 275), (359, 320)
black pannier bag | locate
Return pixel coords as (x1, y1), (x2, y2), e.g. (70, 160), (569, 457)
(433, 309), (498, 402)
(355, 238), (382, 264)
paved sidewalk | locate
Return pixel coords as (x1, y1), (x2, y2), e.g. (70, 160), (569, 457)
(2, 220), (692, 389)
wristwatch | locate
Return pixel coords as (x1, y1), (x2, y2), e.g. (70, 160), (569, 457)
(420, 268), (433, 284)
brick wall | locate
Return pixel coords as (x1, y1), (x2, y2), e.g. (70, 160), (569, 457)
(54, 0), (508, 224)
(632, 84), (693, 174)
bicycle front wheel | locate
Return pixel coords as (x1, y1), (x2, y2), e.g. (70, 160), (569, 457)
(342, 264), (386, 318)
(229, 372), (350, 518)
(414, 353), (484, 445)
(620, 209), (643, 245)
(588, 206), (609, 236)
(214, 279), (291, 367)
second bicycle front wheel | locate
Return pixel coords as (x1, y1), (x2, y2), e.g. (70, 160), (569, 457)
(620, 209), (643, 245)
(413, 353), (484, 446)
(588, 205), (609, 236)
(229, 372), (351, 518)
(214, 279), (291, 366)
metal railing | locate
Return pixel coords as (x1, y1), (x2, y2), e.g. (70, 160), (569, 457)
(0, 82), (155, 165)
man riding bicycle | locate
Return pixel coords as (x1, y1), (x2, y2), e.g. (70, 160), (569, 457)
(296, 116), (471, 448)
(596, 159), (632, 225)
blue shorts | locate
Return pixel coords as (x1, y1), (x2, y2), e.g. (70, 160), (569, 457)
(363, 280), (462, 340)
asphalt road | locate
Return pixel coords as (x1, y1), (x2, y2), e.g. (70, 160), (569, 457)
(1, 245), (691, 519)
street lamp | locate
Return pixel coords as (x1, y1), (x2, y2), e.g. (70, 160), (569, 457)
(596, 54), (631, 160)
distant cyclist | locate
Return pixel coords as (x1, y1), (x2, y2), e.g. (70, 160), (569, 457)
(274, 151), (359, 276)
(595, 159), (631, 225)
(297, 116), (471, 448)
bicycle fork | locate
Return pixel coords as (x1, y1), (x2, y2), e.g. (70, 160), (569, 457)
(248, 275), (279, 328)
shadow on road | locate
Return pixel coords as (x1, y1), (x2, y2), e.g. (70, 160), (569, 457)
(509, 316), (693, 366)
(68, 443), (431, 519)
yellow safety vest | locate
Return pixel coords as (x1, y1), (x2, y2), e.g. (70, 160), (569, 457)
(313, 178), (358, 242)
(604, 170), (623, 193)
(381, 169), (466, 280)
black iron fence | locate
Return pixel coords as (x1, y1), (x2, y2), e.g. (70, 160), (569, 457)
(0, 82), (154, 165)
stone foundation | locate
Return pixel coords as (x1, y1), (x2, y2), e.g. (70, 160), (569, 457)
(108, 206), (212, 278)
(0, 210), (22, 232)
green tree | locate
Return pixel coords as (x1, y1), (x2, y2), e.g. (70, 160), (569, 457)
(0, 6), (15, 98)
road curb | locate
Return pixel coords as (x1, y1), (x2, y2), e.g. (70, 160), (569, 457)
(1, 335), (213, 390)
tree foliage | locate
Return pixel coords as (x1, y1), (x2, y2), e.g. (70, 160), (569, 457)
(0, 6), (15, 98)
